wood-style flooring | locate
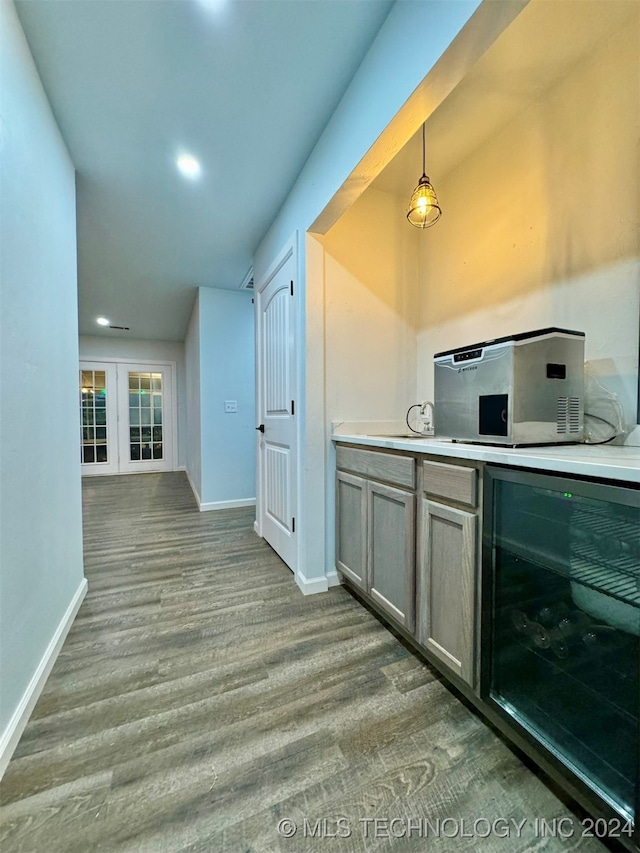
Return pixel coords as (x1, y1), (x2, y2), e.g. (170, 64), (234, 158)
(0, 472), (608, 853)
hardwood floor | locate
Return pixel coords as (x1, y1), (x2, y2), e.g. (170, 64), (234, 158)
(0, 472), (607, 853)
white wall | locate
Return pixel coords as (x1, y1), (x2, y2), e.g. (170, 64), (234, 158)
(184, 288), (255, 509)
(198, 288), (255, 507)
(254, 0), (482, 276)
(0, 0), (85, 770)
(254, 0), (482, 584)
(322, 188), (419, 423)
(184, 292), (202, 501)
(79, 335), (187, 467)
(416, 18), (640, 440)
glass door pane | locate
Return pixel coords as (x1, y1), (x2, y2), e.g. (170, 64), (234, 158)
(80, 369), (108, 464)
(127, 372), (163, 462)
(487, 471), (639, 822)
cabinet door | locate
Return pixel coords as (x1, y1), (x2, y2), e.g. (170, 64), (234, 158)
(419, 499), (476, 685)
(336, 471), (368, 590)
(368, 481), (415, 631)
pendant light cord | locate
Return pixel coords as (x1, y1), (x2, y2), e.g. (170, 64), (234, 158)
(422, 122), (426, 178)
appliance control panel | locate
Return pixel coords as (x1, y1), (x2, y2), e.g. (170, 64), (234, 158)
(453, 348), (483, 363)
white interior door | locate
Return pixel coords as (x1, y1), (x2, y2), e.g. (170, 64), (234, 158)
(117, 364), (175, 474)
(80, 360), (176, 476)
(256, 239), (298, 572)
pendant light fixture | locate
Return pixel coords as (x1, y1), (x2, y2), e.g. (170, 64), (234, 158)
(407, 122), (441, 228)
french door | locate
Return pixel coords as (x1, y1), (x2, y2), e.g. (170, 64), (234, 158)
(80, 361), (175, 476)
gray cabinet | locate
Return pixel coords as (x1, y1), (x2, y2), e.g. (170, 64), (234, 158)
(368, 481), (415, 629)
(335, 445), (416, 631)
(418, 499), (476, 684)
(336, 446), (480, 675)
(336, 470), (367, 590)
(417, 458), (480, 687)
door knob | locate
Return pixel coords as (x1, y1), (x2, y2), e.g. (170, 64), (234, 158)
(256, 424), (265, 433)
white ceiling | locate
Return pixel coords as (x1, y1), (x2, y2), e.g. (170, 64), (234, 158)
(15, 0), (393, 341)
(372, 0), (638, 203)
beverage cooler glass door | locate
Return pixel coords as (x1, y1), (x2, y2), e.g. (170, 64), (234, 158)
(482, 466), (639, 831)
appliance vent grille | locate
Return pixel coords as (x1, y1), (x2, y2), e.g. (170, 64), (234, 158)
(557, 397), (568, 433)
(569, 397), (581, 433)
(557, 397), (581, 433)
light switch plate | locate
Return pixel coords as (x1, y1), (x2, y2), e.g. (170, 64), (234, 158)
(224, 400), (238, 413)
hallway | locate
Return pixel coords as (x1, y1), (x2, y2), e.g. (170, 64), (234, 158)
(0, 473), (606, 853)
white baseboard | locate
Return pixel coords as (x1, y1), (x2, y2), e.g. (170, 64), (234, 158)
(296, 571), (329, 596)
(184, 468), (201, 508)
(184, 470), (255, 513)
(176, 465), (186, 471)
(199, 498), (256, 512)
(0, 577), (88, 779)
(253, 520), (260, 535)
(326, 570), (341, 588)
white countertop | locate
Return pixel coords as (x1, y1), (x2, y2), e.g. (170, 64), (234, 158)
(332, 424), (640, 484)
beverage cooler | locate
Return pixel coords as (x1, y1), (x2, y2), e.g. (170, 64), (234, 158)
(481, 466), (639, 847)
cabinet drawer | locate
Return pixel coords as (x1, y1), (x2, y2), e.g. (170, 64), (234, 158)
(422, 459), (477, 507)
(336, 445), (415, 490)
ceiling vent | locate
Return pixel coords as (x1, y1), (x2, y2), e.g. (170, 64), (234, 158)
(239, 268), (254, 291)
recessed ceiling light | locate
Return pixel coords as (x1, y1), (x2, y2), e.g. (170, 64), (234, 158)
(176, 153), (201, 179)
(96, 317), (110, 326)
(195, 0), (227, 13)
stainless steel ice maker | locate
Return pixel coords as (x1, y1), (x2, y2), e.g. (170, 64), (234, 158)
(434, 327), (585, 446)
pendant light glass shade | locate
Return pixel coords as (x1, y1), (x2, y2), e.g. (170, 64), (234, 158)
(407, 124), (441, 228)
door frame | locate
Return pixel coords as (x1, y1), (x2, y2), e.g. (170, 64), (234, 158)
(255, 232), (301, 577)
(79, 357), (178, 476)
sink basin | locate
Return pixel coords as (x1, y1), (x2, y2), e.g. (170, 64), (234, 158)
(369, 433), (434, 440)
